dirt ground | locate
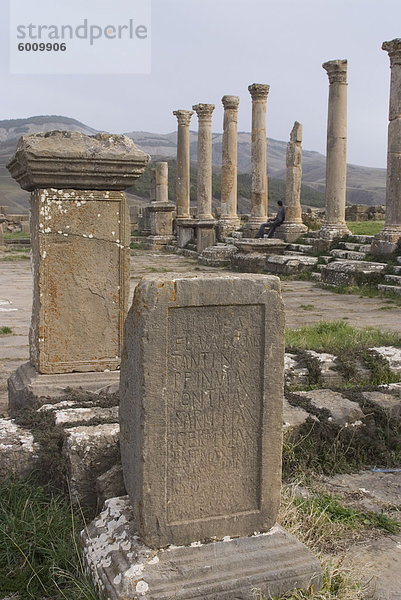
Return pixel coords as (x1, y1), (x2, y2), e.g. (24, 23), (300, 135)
(1, 248), (400, 416)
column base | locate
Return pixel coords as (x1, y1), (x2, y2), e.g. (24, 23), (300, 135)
(318, 223), (351, 241)
(8, 362), (120, 416)
(82, 496), (322, 600)
(176, 218), (196, 248)
(217, 216), (241, 241)
(242, 218), (267, 239)
(195, 219), (216, 253)
(275, 223), (308, 243)
(371, 226), (401, 255)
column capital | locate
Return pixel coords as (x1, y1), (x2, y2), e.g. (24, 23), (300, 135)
(382, 38), (401, 66)
(322, 59), (347, 84)
(173, 110), (194, 127)
(248, 83), (269, 101)
(192, 103), (215, 120)
(221, 95), (240, 110)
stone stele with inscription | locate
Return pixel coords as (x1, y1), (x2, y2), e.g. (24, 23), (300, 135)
(80, 273), (322, 599)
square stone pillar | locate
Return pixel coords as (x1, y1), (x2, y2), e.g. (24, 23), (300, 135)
(145, 162), (175, 249)
(82, 273), (322, 599)
(6, 131), (149, 412)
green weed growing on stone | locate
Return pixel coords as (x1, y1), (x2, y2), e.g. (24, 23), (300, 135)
(0, 326), (12, 335)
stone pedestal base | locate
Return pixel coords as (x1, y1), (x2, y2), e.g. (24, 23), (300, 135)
(371, 226), (401, 255)
(144, 235), (175, 250)
(276, 222), (308, 243)
(242, 220), (265, 238)
(318, 223), (351, 241)
(195, 219), (216, 253)
(198, 243), (238, 266)
(82, 496), (322, 600)
(217, 217), (241, 241)
(176, 218), (196, 248)
(234, 238), (288, 255)
(8, 362), (120, 415)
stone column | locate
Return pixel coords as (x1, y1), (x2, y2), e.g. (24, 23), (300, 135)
(372, 39), (401, 255)
(193, 103), (216, 252)
(319, 59), (351, 240)
(173, 110), (196, 248)
(145, 162), (175, 249)
(6, 131), (149, 412)
(173, 110), (193, 219)
(277, 122), (308, 242)
(243, 83), (269, 238)
(219, 95), (240, 238)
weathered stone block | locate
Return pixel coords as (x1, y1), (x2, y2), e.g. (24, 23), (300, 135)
(0, 418), (39, 480)
(30, 189), (130, 374)
(297, 389), (364, 426)
(63, 423), (120, 509)
(120, 273), (285, 548)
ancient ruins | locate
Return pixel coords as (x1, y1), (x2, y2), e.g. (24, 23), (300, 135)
(1, 36), (401, 600)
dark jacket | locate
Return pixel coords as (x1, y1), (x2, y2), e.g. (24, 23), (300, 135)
(274, 205), (285, 225)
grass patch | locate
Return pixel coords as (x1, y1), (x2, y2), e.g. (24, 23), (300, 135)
(300, 304), (316, 311)
(0, 254), (30, 261)
(4, 231), (30, 239)
(0, 478), (101, 600)
(346, 221), (384, 236)
(130, 241), (144, 250)
(0, 326), (12, 335)
(286, 320), (401, 354)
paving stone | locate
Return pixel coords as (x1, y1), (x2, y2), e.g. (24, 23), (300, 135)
(371, 346), (401, 373)
(297, 389), (364, 426)
(0, 418), (39, 480)
(53, 406), (118, 427)
(362, 391), (401, 417)
(283, 397), (315, 434)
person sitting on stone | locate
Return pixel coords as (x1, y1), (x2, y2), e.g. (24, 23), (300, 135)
(256, 200), (285, 238)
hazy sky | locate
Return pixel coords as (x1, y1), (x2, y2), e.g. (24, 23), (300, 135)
(1, 0), (400, 168)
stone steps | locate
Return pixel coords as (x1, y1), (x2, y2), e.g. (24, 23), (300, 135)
(287, 243), (313, 253)
(346, 234), (374, 244)
(321, 260), (387, 286)
(264, 254), (318, 275)
(337, 242), (371, 252)
(393, 266), (401, 274)
(384, 274), (401, 285)
(378, 284), (401, 295)
(397, 256), (401, 265)
(330, 249), (367, 261)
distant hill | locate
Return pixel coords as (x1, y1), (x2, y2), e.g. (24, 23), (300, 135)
(0, 115), (386, 215)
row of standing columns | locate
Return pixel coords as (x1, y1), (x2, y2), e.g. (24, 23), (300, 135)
(171, 38), (401, 253)
(173, 84), (272, 248)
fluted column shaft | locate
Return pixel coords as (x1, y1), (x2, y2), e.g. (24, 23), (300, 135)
(320, 59), (351, 240)
(193, 103), (215, 220)
(372, 38), (401, 255)
(248, 83), (269, 226)
(173, 110), (193, 219)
